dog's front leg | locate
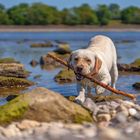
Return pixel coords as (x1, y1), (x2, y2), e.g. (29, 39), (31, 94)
(75, 82), (86, 104)
(95, 70), (111, 94)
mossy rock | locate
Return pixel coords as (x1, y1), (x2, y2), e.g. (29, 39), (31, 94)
(133, 82), (140, 89)
(54, 43), (72, 54)
(131, 58), (140, 67)
(0, 87), (93, 125)
(30, 41), (53, 48)
(0, 58), (19, 63)
(0, 76), (33, 88)
(55, 69), (75, 83)
(0, 95), (29, 125)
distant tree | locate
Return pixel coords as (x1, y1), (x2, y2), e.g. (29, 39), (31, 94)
(109, 3), (121, 19)
(0, 3), (5, 11)
(26, 3), (61, 25)
(0, 10), (12, 25)
(121, 6), (140, 24)
(7, 3), (29, 25)
(96, 4), (111, 25)
(61, 8), (80, 25)
(61, 4), (98, 25)
(74, 4), (99, 25)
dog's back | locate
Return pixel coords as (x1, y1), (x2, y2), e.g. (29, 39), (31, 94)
(87, 35), (117, 71)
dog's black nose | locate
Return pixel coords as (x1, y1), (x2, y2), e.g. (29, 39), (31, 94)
(77, 66), (83, 72)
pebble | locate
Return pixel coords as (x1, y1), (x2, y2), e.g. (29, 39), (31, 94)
(47, 125), (70, 139)
(116, 105), (129, 116)
(82, 127), (97, 138)
(128, 108), (137, 116)
(99, 127), (122, 140)
(115, 112), (127, 123)
(123, 101), (135, 108)
(125, 127), (134, 134)
(2, 124), (21, 137)
(83, 98), (97, 112)
(134, 113), (140, 120)
(97, 113), (111, 122)
(17, 120), (40, 131)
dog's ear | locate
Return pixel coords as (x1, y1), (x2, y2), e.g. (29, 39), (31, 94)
(94, 56), (102, 74)
(67, 54), (73, 70)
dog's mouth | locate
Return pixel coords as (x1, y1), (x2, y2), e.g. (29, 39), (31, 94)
(75, 72), (84, 81)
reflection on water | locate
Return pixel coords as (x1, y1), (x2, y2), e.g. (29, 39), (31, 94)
(0, 31), (140, 100)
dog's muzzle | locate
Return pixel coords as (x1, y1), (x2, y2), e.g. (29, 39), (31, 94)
(75, 72), (84, 81)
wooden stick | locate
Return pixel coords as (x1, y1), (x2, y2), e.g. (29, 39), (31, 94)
(48, 53), (136, 100)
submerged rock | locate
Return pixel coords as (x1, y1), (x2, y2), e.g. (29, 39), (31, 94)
(118, 58), (140, 73)
(117, 63), (140, 72)
(54, 69), (75, 83)
(133, 82), (140, 89)
(0, 76), (33, 88)
(40, 52), (70, 69)
(30, 41), (53, 48)
(30, 60), (38, 67)
(0, 58), (20, 64)
(0, 87), (93, 125)
(131, 58), (140, 67)
(54, 43), (72, 54)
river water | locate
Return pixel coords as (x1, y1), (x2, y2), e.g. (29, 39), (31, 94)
(0, 31), (140, 101)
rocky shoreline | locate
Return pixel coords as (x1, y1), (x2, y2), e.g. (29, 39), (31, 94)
(0, 40), (140, 140)
(0, 87), (140, 140)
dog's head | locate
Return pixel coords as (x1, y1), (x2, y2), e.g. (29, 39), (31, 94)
(68, 49), (102, 80)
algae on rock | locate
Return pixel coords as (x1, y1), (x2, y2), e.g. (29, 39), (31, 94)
(0, 76), (33, 88)
(54, 69), (75, 83)
(0, 87), (93, 125)
(131, 58), (140, 66)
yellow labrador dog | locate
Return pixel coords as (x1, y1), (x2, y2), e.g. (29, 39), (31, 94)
(69, 35), (118, 104)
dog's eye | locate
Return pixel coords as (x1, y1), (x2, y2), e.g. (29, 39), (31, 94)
(74, 58), (79, 61)
(86, 58), (91, 63)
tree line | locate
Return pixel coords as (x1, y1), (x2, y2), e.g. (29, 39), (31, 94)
(0, 3), (140, 25)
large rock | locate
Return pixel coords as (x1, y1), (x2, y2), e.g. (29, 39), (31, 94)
(0, 63), (29, 78)
(0, 87), (93, 125)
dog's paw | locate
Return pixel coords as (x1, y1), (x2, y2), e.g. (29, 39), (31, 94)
(74, 95), (85, 105)
(95, 86), (105, 94)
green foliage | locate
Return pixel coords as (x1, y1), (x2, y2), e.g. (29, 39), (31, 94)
(96, 4), (111, 25)
(109, 3), (121, 19)
(0, 4), (5, 11)
(61, 8), (80, 25)
(7, 3), (29, 25)
(61, 4), (98, 25)
(121, 6), (140, 24)
(26, 3), (61, 25)
(0, 2), (139, 25)
(74, 4), (99, 25)
(0, 10), (12, 25)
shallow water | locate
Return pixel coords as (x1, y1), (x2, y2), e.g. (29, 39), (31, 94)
(0, 31), (140, 103)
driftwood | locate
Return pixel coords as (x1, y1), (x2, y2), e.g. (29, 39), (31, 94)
(48, 53), (136, 100)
